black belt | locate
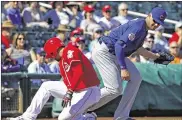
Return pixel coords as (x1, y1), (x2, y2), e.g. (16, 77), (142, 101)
(98, 37), (115, 55)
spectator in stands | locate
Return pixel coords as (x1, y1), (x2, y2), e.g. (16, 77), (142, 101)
(1, 46), (22, 99)
(169, 21), (182, 50)
(152, 25), (169, 52)
(140, 34), (155, 63)
(22, 2), (49, 28)
(1, 21), (15, 49)
(43, 1), (69, 28)
(2, 12), (7, 23)
(56, 24), (71, 44)
(80, 5), (98, 32)
(88, 24), (104, 52)
(81, 1), (101, 23)
(17, 1), (25, 12)
(1, 47), (20, 73)
(169, 41), (182, 64)
(5, 33), (36, 67)
(2, 1), (9, 22)
(65, 2), (83, 29)
(99, 5), (120, 34)
(75, 37), (93, 61)
(28, 48), (51, 87)
(113, 2), (132, 25)
(69, 28), (92, 60)
(6, 1), (22, 27)
(46, 58), (60, 73)
(70, 28), (84, 42)
(83, 21), (102, 44)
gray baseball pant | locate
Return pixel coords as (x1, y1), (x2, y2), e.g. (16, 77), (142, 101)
(89, 42), (142, 120)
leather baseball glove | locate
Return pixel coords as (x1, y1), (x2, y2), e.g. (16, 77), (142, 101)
(154, 51), (174, 65)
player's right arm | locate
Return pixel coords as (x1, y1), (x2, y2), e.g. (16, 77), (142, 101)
(114, 22), (139, 80)
(115, 41), (130, 80)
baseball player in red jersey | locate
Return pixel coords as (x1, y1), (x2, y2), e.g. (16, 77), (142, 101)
(8, 37), (100, 120)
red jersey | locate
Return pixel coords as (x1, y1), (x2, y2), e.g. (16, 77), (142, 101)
(59, 45), (100, 91)
(1, 34), (10, 48)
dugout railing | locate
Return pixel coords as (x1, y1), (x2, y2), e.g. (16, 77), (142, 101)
(1, 72), (61, 117)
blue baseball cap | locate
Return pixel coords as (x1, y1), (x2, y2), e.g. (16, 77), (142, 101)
(151, 7), (167, 25)
(36, 48), (46, 56)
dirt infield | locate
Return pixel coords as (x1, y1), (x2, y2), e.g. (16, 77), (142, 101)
(34, 117), (182, 120)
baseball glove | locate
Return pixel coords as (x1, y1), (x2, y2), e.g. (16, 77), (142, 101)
(154, 51), (174, 65)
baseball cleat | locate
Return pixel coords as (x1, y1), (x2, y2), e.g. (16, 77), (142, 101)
(126, 118), (136, 120)
(6, 115), (31, 120)
(84, 112), (97, 120)
(115, 117), (136, 120)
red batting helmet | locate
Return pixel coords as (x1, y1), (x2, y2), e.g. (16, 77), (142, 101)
(44, 37), (65, 58)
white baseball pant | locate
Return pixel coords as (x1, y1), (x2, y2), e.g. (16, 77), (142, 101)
(22, 81), (100, 120)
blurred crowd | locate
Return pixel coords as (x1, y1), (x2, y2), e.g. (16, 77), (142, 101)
(1, 1), (182, 95)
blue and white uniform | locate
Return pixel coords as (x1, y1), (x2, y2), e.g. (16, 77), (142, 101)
(89, 7), (167, 120)
(90, 18), (147, 120)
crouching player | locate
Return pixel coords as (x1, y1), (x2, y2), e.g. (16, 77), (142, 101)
(8, 37), (100, 120)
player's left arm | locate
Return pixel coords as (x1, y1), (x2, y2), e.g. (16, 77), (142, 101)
(67, 49), (84, 91)
(137, 47), (160, 60)
(62, 49), (84, 108)
(69, 61), (83, 91)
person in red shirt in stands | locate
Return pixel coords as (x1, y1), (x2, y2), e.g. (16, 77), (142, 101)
(8, 37), (100, 120)
(70, 27), (84, 42)
(169, 22), (182, 50)
(169, 41), (182, 64)
(1, 21), (15, 49)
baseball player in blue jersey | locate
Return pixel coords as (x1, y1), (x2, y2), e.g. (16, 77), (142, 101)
(86, 7), (170, 120)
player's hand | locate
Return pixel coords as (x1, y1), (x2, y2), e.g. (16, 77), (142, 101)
(62, 90), (73, 108)
(121, 69), (130, 81)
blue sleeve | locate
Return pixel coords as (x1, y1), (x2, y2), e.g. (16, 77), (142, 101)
(7, 9), (22, 26)
(23, 10), (32, 23)
(17, 9), (22, 25)
(118, 26), (138, 43)
(115, 40), (127, 69)
(43, 10), (52, 21)
(115, 24), (139, 69)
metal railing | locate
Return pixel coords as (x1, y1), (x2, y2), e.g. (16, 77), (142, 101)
(1, 72), (61, 116)
(128, 10), (180, 25)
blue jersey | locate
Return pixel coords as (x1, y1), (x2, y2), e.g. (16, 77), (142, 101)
(100, 18), (148, 69)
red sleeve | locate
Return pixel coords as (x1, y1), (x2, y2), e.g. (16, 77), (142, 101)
(67, 47), (81, 65)
(68, 62), (83, 91)
(1, 35), (10, 48)
(66, 47), (83, 91)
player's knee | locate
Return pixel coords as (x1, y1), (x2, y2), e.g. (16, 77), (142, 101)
(40, 81), (51, 89)
(58, 116), (65, 120)
(58, 115), (71, 120)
